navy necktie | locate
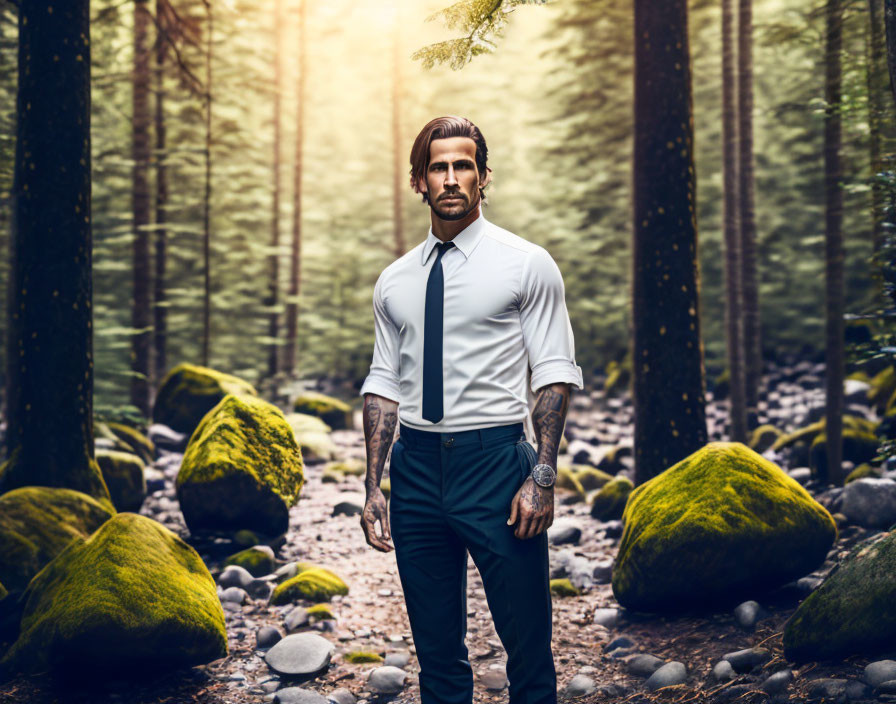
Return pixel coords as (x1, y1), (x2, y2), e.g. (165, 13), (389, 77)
(422, 241), (455, 423)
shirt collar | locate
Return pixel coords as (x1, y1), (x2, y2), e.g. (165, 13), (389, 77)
(421, 209), (487, 266)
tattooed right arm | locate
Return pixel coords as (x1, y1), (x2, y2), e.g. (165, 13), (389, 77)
(360, 393), (398, 552)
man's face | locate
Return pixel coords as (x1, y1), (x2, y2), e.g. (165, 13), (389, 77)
(418, 137), (486, 222)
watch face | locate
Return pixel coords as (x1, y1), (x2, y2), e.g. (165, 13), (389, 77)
(532, 464), (555, 487)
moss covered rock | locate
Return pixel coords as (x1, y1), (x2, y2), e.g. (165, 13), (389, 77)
(868, 366), (896, 412)
(153, 363), (257, 435)
(95, 449), (147, 512)
(748, 425), (783, 454)
(590, 476), (633, 521)
(573, 466), (613, 491)
(176, 394), (304, 537)
(224, 546), (276, 578)
(549, 578), (580, 597)
(1, 512), (227, 675)
(556, 467), (585, 496)
(345, 650), (383, 663)
(783, 531), (896, 662)
(845, 464), (882, 484)
(0, 487), (114, 595)
(106, 422), (155, 464)
(286, 413), (338, 463)
(772, 415), (878, 452)
(809, 429), (879, 481)
(306, 603), (336, 622)
(270, 565), (349, 604)
(327, 459), (365, 477)
(292, 392), (353, 430)
(612, 442), (837, 613)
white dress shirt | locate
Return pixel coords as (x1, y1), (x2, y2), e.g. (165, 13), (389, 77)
(360, 211), (584, 432)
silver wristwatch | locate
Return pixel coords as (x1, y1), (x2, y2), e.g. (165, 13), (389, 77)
(530, 464), (556, 488)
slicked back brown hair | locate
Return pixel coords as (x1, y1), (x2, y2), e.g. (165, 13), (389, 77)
(409, 116), (489, 204)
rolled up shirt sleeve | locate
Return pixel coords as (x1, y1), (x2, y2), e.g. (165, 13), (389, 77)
(359, 274), (401, 403)
(519, 246), (585, 394)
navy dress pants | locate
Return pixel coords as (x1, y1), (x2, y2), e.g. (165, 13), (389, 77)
(389, 421), (557, 704)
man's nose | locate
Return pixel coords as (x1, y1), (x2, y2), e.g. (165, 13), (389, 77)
(445, 165), (458, 186)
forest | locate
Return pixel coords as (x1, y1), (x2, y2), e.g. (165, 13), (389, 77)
(0, 0), (895, 702)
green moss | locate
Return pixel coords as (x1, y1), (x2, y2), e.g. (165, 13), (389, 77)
(590, 476), (633, 521)
(344, 650), (383, 663)
(748, 424), (783, 453)
(0, 580), (7, 602)
(176, 394), (305, 536)
(224, 546), (275, 577)
(556, 467), (585, 496)
(846, 371), (872, 383)
(773, 415), (878, 451)
(95, 449), (146, 513)
(809, 429), (880, 481)
(603, 355), (632, 395)
(0, 487), (114, 594)
(713, 369), (730, 399)
(845, 464), (882, 484)
(380, 478), (391, 500)
(612, 442), (837, 613)
(106, 422), (155, 464)
(549, 578), (580, 597)
(286, 413), (338, 462)
(784, 531), (896, 661)
(233, 529), (260, 548)
(153, 362), (257, 435)
(868, 366), (896, 411)
(306, 603), (336, 621)
(328, 460), (365, 477)
(321, 469), (342, 484)
(292, 391), (353, 430)
(270, 566), (349, 604)
(572, 466), (613, 491)
(2, 513), (227, 675)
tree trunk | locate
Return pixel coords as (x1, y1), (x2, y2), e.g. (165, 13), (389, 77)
(738, 0), (761, 427)
(868, 0), (887, 287)
(824, 0), (845, 486)
(131, 0), (153, 417)
(284, 0), (305, 375)
(2, 0), (111, 507)
(722, 0), (746, 442)
(392, 6), (405, 258)
(886, 0), (896, 106)
(632, 0), (708, 484)
(267, 0), (283, 379)
(202, 0), (213, 367)
(154, 0), (169, 386)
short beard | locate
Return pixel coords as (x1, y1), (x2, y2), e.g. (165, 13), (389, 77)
(429, 194), (479, 222)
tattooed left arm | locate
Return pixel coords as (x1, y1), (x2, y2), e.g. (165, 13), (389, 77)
(507, 382), (572, 539)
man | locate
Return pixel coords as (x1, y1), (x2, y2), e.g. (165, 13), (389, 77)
(359, 116), (583, 704)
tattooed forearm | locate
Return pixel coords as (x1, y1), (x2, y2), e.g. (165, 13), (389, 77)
(531, 383), (572, 468)
(363, 394), (399, 496)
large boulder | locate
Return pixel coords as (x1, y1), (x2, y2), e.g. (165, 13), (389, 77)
(1, 512), (227, 675)
(95, 449), (147, 512)
(153, 363), (257, 436)
(292, 392), (353, 430)
(0, 487), (114, 595)
(783, 531), (896, 662)
(176, 394), (304, 536)
(612, 442), (837, 613)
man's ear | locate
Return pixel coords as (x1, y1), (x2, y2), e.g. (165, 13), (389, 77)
(479, 166), (493, 190)
(411, 174), (428, 195)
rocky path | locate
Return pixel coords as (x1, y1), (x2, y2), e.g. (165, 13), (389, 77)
(2, 358), (895, 703)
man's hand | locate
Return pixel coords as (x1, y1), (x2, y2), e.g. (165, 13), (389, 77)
(507, 476), (554, 539)
(361, 393), (398, 552)
(360, 487), (393, 552)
